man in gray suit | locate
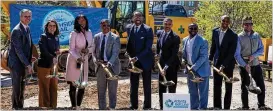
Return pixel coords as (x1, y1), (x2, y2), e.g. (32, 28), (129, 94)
(8, 9), (34, 109)
(92, 19), (121, 110)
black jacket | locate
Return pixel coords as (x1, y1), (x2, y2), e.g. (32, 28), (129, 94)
(38, 32), (60, 68)
(156, 30), (181, 68)
(209, 27), (238, 69)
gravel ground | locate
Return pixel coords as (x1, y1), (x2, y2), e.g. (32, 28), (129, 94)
(1, 68), (272, 110)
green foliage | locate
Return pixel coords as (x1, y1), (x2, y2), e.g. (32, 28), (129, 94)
(16, 1), (79, 7)
(194, 1), (272, 44)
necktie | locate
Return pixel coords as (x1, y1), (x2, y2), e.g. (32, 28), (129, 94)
(26, 27), (31, 46)
(135, 26), (138, 33)
(161, 32), (168, 46)
(100, 34), (106, 60)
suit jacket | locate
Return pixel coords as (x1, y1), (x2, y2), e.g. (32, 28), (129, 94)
(209, 27), (238, 69)
(156, 30), (180, 68)
(93, 32), (121, 75)
(66, 31), (93, 82)
(182, 35), (211, 77)
(8, 23), (33, 70)
(126, 24), (154, 70)
(38, 32), (60, 68)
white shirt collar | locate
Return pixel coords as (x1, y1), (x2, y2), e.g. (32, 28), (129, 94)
(220, 28), (227, 33)
(164, 30), (171, 35)
(20, 22), (29, 30)
(101, 32), (110, 38)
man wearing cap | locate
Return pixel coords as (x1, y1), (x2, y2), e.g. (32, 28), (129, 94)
(234, 16), (271, 110)
(209, 15), (238, 109)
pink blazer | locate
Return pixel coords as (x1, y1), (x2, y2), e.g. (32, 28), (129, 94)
(66, 30), (94, 82)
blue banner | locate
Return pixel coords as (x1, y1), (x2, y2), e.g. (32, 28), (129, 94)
(10, 4), (108, 45)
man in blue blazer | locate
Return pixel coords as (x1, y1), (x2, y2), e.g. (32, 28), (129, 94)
(126, 11), (154, 110)
(209, 15), (238, 109)
(8, 9), (34, 109)
(182, 23), (210, 110)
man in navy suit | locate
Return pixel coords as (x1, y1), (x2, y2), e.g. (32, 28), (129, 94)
(209, 15), (238, 109)
(155, 18), (180, 110)
(126, 11), (154, 110)
(8, 9), (34, 109)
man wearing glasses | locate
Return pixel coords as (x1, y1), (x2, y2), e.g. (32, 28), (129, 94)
(93, 19), (120, 110)
(182, 23), (210, 110)
(155, 18), (180, 110)
(234, 16), (271, 110)
(209, 15), (238, 109)
(8, 9), (34, 109)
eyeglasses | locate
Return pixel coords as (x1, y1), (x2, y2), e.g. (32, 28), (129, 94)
(48, 25), (56, 27)
(189, 27), (198, 30)
(23, 16), (31, 18)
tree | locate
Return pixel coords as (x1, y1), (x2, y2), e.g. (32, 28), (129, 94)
(194, 1), (272, 44)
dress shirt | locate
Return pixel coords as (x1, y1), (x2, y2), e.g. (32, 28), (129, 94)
(186, 34), (197, 65)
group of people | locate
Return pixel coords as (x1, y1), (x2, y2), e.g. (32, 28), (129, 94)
(7, 8), (270, 110)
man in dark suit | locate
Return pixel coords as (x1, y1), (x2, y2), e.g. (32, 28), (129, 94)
(126, 11), (154, 110)
(209, 15), (238, 109)
(155, 18), (180, 110)
(8, 9), (34, 109)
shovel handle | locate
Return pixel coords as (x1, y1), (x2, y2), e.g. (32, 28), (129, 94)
(212, 66), (230, 81)
(157, 61), (168, 83)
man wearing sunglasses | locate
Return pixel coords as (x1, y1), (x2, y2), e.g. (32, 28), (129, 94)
(126, 11), (154, 110)
(182, 23), (210, 110)
(8, 9), (35, 110)
(155, 18), (180, 110)
(92, 19), (121, 110)
(209, 15), (238, 109)
(234, 16), (271, 110)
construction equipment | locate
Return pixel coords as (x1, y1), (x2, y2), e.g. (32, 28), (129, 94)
(211, 65), (240, 83)
(155, 55), (175, 86)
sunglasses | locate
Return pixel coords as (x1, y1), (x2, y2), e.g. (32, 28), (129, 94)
(243, 23), (253, 26)
(189, 27), (198, 30)
(222, 20), (229, 23)
(102, 25), (110, 27)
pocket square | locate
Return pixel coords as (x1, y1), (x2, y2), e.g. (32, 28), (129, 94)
(140, 37), (144, 39)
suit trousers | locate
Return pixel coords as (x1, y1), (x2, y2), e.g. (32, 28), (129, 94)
(187, 74), (209, 110)
(159, 66), (177, 110)
(10, 66), (26, 109)
(96, 66), (118, 109)
(239, 65), (265, 108)
(130, 62), (152, 109)
(37, 67), (58, 108)
(213, 66), (234, 109)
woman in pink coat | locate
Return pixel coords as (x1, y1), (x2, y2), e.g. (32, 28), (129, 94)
(66, 14), (94, 109)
